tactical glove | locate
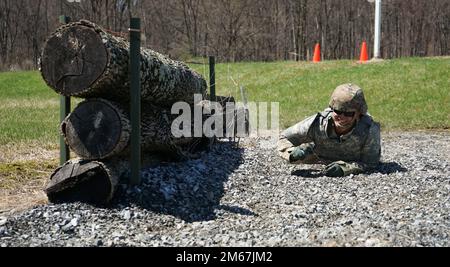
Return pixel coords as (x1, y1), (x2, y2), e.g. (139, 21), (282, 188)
(289, 145), (313, 163)
(323, 162), (345, 177)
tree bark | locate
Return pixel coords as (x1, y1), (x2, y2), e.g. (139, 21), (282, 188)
(40, 20), (207, 106)
(44, 158), (120, 205)
(44, 155), (161, 205)
(61, 98), (213, 160)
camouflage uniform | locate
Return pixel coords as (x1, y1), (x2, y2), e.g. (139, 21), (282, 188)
(277, 84), (381, 176)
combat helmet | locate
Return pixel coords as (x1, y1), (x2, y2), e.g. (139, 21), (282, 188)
(329, 83), (368, 114)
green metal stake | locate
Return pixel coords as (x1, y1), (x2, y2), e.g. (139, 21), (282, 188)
(209, 56), (216, 102)
(129, 18), (141, 185)
(59, 15), (70, 24)
(59, 15), (71, 166)
(59, 96), (70, 166)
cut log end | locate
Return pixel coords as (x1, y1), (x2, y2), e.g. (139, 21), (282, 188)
(44, 160), (113, 205)
(40, 25), (108, 96)
(63, 99), (128, 160)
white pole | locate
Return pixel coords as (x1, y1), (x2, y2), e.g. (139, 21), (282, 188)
(373, 0), (382, 58)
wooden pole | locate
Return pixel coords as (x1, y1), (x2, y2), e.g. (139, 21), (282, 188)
(129, 18), (141, 185)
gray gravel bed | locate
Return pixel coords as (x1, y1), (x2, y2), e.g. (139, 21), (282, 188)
(1, 131), (449, 247)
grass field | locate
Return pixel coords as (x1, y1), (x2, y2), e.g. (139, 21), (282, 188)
(191, 57), (450, 130)
(0, 71), (80, 146)
(0, 57), (448, 147)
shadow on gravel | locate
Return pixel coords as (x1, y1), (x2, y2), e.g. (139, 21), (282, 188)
(291, 162), (407, 178)
(369, 161), (408, 174)
(291, 169), (323, 178)
(216, 205), (258, 217)
(111, 141), (246, 222)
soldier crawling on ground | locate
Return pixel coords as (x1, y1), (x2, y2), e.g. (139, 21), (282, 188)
(277, 83), (381, 177)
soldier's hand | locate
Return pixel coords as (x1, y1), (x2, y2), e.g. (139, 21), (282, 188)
(323, 162), (345, 177)
(289, 144), (315, 163)
(289, 147), (308, 163)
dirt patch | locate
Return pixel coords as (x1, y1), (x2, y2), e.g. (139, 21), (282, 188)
(0, 160), (57, 215)
(0, 142), (58, 163)
(0, 191), (48, 215)
(0, 142), (59, 215)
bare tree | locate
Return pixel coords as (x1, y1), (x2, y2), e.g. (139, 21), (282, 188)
(0, 0), (448, 70)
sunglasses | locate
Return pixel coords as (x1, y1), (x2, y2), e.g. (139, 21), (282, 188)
(331, 109), (355, 117)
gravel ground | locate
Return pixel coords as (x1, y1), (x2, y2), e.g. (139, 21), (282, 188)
(0, 131), (449, 247)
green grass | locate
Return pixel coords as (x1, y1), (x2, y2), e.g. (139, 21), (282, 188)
(0, 57), (448, 145)
(192, 57), (450, 130)
(0, 71), (79, 145)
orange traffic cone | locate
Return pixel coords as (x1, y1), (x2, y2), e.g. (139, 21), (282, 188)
(313, 43), (321, 62)
(359, 41), (368, 62)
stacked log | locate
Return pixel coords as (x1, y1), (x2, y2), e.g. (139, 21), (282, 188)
(45, 156), (162, 205)
(40, 20), (207, 106)
(44, 159), (124, 205)
(60, 98), (214, 160)
(40, 20), (235, 204)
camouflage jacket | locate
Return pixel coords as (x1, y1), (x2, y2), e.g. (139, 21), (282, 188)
(277, 108), (381, 175)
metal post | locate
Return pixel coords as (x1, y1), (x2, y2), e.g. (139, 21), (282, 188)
(129, 18), (141, 185)
(59, 96), (70, 166)
(59, 15), (70, 166)
(373, 0), (382, 59)
(209, 56), (216, 102)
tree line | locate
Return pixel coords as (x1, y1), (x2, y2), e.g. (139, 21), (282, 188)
(0, 0), (448, 71)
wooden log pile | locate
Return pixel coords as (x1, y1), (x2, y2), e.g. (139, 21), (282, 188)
(40, 20), (238, 205)
(40, 20), (207, 106)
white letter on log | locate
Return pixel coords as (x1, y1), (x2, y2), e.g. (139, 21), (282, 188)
(171, 102), (192, 137)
